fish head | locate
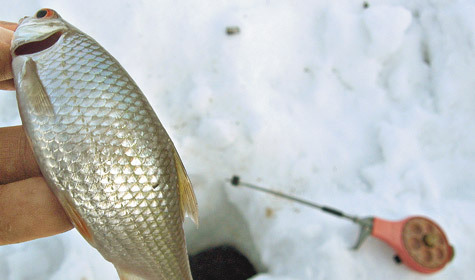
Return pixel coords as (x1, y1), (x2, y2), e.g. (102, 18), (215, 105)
(11, 8), (69, 57)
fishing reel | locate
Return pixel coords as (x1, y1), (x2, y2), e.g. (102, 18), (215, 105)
(229, 176), (454, 274)
(353, 216), (454, 273)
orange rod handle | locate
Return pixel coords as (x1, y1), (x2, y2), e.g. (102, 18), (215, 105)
(372, 217), (452, 274)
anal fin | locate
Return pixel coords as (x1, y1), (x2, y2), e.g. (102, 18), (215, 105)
(60, 197), (96, 246)
(116, 266), (147, 280)
(173, 148), (199, 226)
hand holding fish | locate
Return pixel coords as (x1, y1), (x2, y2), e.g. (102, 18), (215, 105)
(0, 22), (73, 245)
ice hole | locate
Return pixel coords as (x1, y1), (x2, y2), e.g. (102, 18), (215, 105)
(185, 176), (265, 277)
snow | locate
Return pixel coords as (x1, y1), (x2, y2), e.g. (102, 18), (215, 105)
(0, 0), (473, 279)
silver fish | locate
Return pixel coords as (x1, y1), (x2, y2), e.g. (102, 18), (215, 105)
(11, 8), (198, 280)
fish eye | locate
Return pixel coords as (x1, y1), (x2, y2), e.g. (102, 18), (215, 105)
(36, 8), (57, 19)
(36, 9), (48, 18)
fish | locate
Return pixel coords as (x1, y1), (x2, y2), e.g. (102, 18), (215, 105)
(10, 8), (198, 280)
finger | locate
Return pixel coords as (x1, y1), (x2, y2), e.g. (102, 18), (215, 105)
(0, 21), (17, 32)
(0, 126), (41, 184)
(0, 33), (14, 84)
(0, 26), (14, 44)
(0, 78), (14, 90)
(0, 24), (16, 90)
(0, 177), (73, 245)
(0, 24), (16, 88)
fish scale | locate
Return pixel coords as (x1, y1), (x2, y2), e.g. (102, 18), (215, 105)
(11, 9), (196, 280)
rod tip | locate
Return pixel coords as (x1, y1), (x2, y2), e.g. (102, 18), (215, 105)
(231, 175), (240, 186)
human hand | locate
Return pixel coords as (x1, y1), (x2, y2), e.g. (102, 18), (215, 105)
(0, 21), (17, 90)
(0, 20), (73, 245)
(0, 126), (73, 245)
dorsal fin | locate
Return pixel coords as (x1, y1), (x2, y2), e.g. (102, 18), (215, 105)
(173, 148), (199, 226)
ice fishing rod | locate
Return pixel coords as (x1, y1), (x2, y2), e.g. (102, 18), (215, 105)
(229, 176), (454, 274)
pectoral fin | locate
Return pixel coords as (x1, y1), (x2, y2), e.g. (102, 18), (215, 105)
(173, 149), (199, 226)
(12, 56), (54, 117)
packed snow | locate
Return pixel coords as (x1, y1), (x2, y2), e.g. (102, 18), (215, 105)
(0, 0), (473, 279)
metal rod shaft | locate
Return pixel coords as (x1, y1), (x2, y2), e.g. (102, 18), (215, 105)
(230, 176), (359, 223)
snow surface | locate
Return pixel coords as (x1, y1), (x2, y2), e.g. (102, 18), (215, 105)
(0, 0), (473, 279)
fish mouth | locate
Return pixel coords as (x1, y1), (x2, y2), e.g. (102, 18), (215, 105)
(14, 31), (62, 56)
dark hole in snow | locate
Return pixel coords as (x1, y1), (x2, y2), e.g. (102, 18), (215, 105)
(189, 245), (257, 280)
(14, 32), (62, 56)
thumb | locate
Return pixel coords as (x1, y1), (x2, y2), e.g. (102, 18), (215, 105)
(0, 21), (18, 32)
